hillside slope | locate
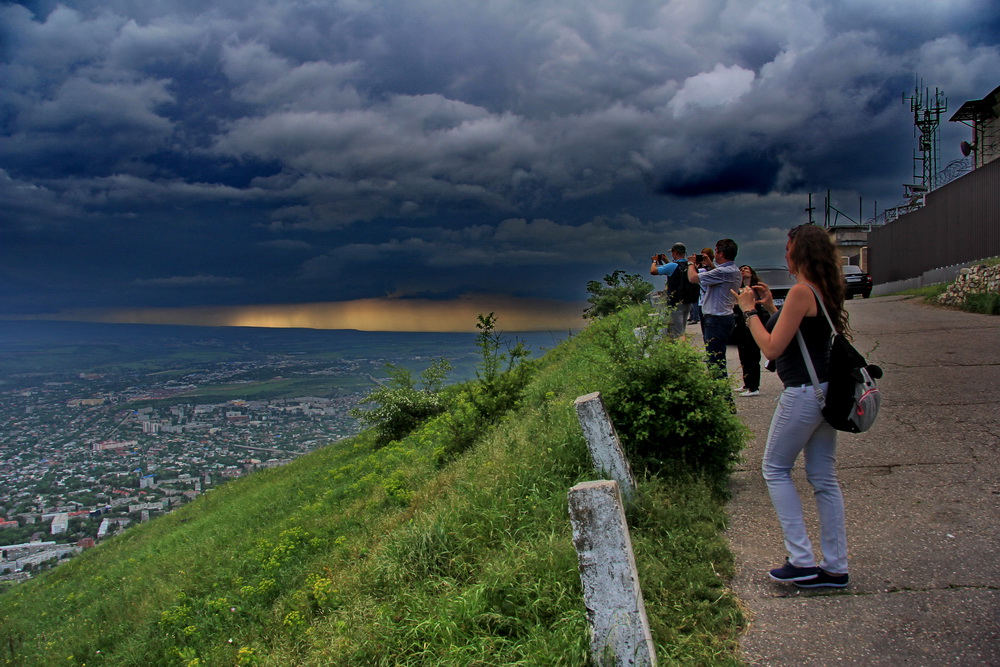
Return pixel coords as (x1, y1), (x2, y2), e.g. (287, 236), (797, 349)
(0, 309), (748, 666)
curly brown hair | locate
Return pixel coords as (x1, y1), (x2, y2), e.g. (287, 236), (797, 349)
(787, 224), (851, 338)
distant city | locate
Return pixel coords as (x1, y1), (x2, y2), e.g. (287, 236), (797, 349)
(0, 322), (570, 584)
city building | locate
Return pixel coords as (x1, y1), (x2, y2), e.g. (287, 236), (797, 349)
(950, 84), (1000, 169)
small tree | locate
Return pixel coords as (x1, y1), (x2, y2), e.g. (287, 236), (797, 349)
(435, 313), (534, 463)
(584, 270), (654, 319)
(470, 312), (531, 419)
(350, 358), (452, 446)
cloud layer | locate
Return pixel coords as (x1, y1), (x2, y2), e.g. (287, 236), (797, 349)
(2, 0), (998, 326)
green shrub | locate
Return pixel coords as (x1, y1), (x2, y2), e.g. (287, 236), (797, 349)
(350, 359), (452, 445)
(430, 388), (495, 465)
(469, 313), (533, 419)
(428, 313), (537, 465)
(587, 307), (749, 496)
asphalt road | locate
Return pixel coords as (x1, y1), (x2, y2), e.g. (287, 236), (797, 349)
(724, 295), (1000, 666)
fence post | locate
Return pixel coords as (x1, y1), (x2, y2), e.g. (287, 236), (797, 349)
(568, 480), (657, 666)
(574, 392), (636, 502)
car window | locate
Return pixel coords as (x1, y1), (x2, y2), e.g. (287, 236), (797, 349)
(756, 268), (795, 286)
(842, 266), (862, 275)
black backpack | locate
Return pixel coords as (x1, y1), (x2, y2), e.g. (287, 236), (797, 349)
(666, 261), (700, 305)
(823, 336), (883, 432)
(797, 285), (883, 433)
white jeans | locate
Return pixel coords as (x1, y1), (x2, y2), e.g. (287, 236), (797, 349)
(762, 383), (848, 574)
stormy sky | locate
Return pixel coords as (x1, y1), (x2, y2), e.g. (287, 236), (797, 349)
(2, 0), (998, 331)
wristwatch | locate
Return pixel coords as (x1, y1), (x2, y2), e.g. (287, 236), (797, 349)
(743, 310), (758, 321)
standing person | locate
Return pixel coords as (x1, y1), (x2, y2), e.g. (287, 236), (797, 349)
(689, 247), (714, 326)
(687, 239), (741, 378)
(734, 224), (851, 588)
(649, 242), (697, 339)
(733, 265), (763, 396)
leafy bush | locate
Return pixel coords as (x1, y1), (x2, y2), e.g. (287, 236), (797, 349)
(432, 314), (536, 463)
(584, 270), (654, 319)
(468, 313), (533, 419)
(586, 306), (748, 496)
(423, 389), (480, 464)
(350, 358), (452, 446)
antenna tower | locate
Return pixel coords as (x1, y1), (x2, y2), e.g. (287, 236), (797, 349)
(902, 79), (947, 197)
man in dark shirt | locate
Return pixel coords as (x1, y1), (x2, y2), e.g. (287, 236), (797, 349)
(650, 242), (693, 339)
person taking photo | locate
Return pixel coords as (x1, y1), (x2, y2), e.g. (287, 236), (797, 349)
(734, 224), (851, 589)
(687, 239), (741, 379)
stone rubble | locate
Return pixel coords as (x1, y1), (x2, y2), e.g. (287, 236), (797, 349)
(937, 264), (1000, 306)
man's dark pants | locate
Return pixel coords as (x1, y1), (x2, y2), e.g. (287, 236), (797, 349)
(702, 313), (736, 379)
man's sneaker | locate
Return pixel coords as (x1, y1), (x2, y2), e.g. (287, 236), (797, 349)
(795, 570), (850, 588)
(768, 559), (820, 582)
(740, 389), (760, 397)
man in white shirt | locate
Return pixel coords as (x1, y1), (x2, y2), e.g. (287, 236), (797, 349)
(687, 239), (742, 378)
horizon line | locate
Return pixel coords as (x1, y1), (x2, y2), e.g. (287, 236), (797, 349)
(0, 296), (589, 334)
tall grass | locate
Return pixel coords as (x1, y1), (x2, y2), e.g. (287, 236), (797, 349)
(0, 307), (748, 666)
(895, 284), (949, 300)
(963, 291), (1000, 315)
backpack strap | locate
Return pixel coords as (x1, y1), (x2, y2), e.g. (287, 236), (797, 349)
(795, 283), (833, 409)
(801, 283), (836, 334)
(796, 330), (827, 408)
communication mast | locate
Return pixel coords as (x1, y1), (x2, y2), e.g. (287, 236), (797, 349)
(902, 79), (947, 201)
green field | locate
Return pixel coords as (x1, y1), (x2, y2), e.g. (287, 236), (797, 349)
(0, 312), (745, 665)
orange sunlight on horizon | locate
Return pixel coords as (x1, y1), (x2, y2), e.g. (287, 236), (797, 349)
(5, 296), (588, 333)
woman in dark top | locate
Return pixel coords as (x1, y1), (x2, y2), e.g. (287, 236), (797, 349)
(734, 224), (852, 588)
(732, 265), (762, 396)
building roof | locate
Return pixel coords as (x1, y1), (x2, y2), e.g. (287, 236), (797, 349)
(949, 84), (1000, 123)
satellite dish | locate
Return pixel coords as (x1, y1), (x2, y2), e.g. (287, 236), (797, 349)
(960, 140), (976, 157)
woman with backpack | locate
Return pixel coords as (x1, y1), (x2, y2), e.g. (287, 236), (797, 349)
(733, 224), (852, 588)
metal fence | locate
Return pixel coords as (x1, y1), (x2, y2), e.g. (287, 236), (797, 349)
(868, 157), (1000, 284)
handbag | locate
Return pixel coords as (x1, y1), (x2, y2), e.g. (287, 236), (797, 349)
(796, 285), (883, 433)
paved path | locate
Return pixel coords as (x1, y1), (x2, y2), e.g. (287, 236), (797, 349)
(723, 295), (1000, 666)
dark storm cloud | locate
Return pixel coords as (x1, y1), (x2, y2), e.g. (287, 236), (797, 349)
(1, 0), (998, 319)
(654, 148), (785, 197)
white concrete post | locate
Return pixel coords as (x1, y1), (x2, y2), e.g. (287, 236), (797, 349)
(568, 480), (657, 666)
(574, 392), (636, 502)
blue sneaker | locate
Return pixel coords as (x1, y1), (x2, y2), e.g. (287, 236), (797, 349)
(768, 559), (820, 582)
(795, 570), (850, 588)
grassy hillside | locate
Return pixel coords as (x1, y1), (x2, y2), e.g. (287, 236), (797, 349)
(0, 307), (749, 666)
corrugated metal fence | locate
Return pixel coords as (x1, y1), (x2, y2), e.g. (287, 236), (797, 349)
(869, 158), (1000, 284)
